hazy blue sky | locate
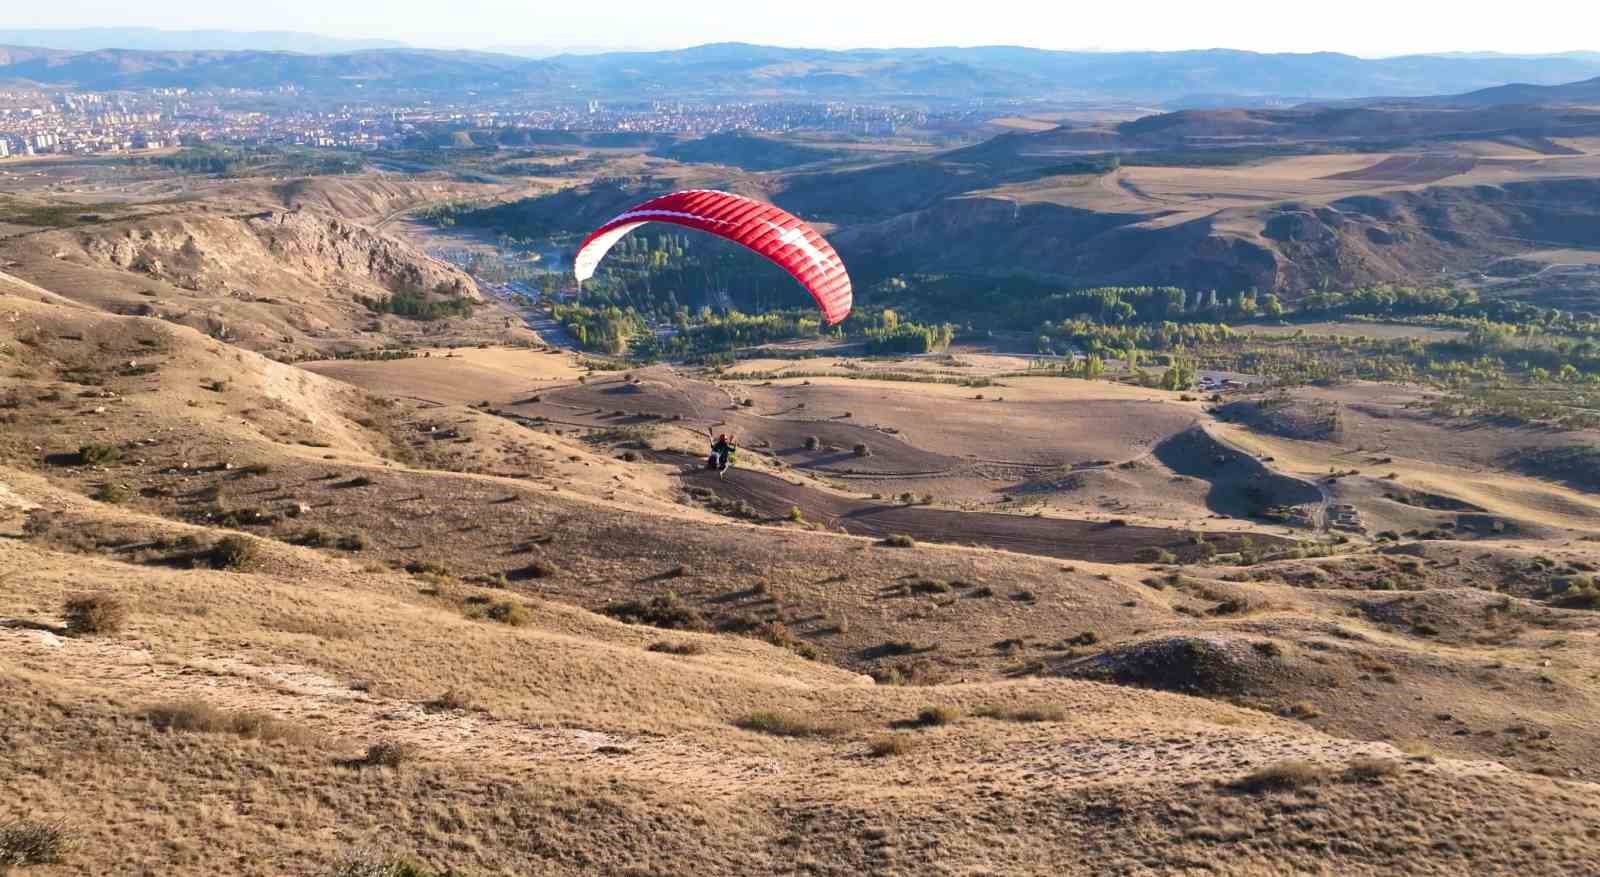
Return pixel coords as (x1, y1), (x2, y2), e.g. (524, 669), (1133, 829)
(9, 0), (1599, 56)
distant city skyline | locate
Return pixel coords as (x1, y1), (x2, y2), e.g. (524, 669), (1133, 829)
(5, 2), (1598, 58)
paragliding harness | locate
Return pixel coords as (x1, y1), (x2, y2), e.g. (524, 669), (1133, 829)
(707, 432), (736, 478)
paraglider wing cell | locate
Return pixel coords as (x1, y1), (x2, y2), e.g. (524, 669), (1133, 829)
(573, 190), (853, 325)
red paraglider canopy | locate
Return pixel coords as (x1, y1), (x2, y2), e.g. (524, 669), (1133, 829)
(573, 190), (853, 325)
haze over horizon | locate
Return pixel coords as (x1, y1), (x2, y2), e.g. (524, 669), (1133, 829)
(5, 1), (1599, 57)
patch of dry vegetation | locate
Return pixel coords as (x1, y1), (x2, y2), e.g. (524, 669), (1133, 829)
(0, 819), (75, 870)
(736, 710), (847, 738)
(141, 700), (316, 745)
(61, 593), (127, 636)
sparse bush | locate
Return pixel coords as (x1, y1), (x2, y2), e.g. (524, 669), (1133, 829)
(425, 689), (473, 712)
(62, 593), (128, 636)
(0, 819), (75, 868)
(76, 443), (120, 466)
(515, 557), (558, 580)
(880, 534), (915, 548)
(91, 482), (132, 504)
(1344, 757), (1402, 782)
(619, 450), (640, 462)
(295, 528), (331, 548)
(758, 621), (822, 660)
(803, 435), (820, 450)
(909, 579), (951, 595)
(602, 592), (706, 630)
(208, 535), (257, 570)
(736, 710), (843, 738)
(331, 854), (447, 877)
(788, 506), (804, 522)
(483, 601), (532, 627)
(1553, 578), (1600, 609)
(361, 739), (412, 768)
(404, 560), (450, 577)
(1134, 547), (1177, 564)
(853, 443), (871, 457)
(975, 704), (1067, 723)
(867, 735), (918, 757)
(648, 640), (706, 656)
(1230, 760), (1327, 793)
(913, 705), (961, 727)
(142, 700), (312, 743)
(1283, 701), (1322, 719)
(336, 532), (369, 552)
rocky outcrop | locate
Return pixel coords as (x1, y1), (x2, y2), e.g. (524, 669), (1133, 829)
(70, 209), (478, 301)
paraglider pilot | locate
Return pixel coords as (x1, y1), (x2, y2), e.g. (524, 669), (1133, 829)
(707, 428), (736, 477)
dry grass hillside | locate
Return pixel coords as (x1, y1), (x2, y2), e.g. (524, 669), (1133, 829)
(6, 281), (1600, 873)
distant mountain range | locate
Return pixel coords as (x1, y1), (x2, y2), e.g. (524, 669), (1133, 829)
(2, 39), (1600, 105)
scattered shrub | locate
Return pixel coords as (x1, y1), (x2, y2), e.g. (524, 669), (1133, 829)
(913, 705), (961, 727)
(483, 601), (532, 627)
(1134, 547), (1177, 564)
(1344, 757), (1402, 782)
(602, 592), (706, 630)
(803, 435), (820, 450)
(361, 740), (412, 768)
(0, 819), (74, 868)
(1283, 701), (1322, 720)
(91, 482), (132, 504)
(62, 593), (128, 636)
(1252, 641), (1283, 658)
(515, 557), (558, 580)
(758, 621), (821, 660)
(336, 532), (369, 552)
(647, 640), (706, 656)
(295, 528), (331, 548)
(853, 443), (871, 457)
(880, 535), (915, 548)
(736, 710), (843, 738)
(425, 689), (473, 712)
(76, 443), (120, 466)
(867, 735), (918, 757)
(788, 506), (804, 522)
(142, 700), (312, 743)
(975, 705), (1066, 723)
(209, 535), (257, 570)
(1230, 760), (1327, 793)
